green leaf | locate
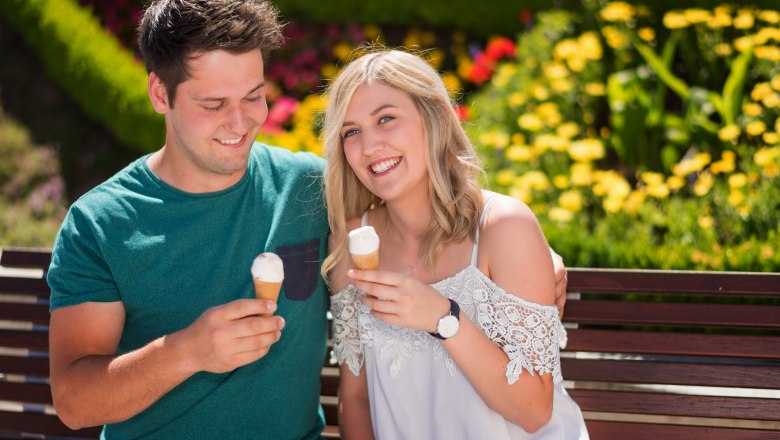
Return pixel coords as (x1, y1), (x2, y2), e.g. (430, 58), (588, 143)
(631, 33), (690, 101)
(722, 45), (754, 126)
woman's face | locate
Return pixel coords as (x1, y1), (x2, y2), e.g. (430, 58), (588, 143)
(340, 81), (429, 204)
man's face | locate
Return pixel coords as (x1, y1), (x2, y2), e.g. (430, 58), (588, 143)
(150, 50), (268, 190)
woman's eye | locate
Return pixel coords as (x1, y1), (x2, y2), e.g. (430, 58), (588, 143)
(343, 129), (359, 139)
(379, 115), (395, 124)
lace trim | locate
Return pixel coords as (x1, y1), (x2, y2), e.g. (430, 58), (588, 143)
(328, 265), (566, 384)
(330, 286), (363, 376)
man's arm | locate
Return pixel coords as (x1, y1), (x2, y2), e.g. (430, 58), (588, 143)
(49, 299), (282, 429)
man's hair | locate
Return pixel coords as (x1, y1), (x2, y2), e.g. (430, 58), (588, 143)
(320, 48), (485, 280)
(138, 0), (284, 105)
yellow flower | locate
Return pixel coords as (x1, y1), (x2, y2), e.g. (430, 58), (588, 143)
(752, 82), (773, 101)
(693, 172), (714, 196)
(559, 190), (583, 212)
(578, 32), (603, 60)
(641, 171), (665, 186)
(543, 62), (569, 80)
(733, 10), (755, 29)
(557, 122), (580, 139)
(532, 83), (550, 101)
(509, 186), (532, 204)
(746, 120), (767, 136)
(441, 73), (462, 98)
(663, 11), (689, 29)
(718, 124), (741, 142)
(708, 12), (732, 28)
(332, 42), (354, 61)
(772, 75), (780, 91)
(763, 132), (779, 144)
(638, 27), (655, 42)
(508, 92), (527, 107)
(683, 9), (711, 24)
(548, 207), (574, 222)
(479, 131), (510, 149)
(754, 146), (780, 167)
(623, 191), (646, 214)
(698, 216), (715, 229)
(763, 93), (780, 108)
(551, 79), (575, 94)
(519, 171), (550, 191)
(715, 43), (733, 56)
(506, 145), (534, 162)
(584, 82), (606, 96)
(759, 10), (780, 24)
(363, 24), (381, 40)
(570, 163), (593, 186)
(599, 2), (636, 22)
(755, 46), (780, 61)
(728, 173), (748, 189)
(711, 150), (736, 174)
(667, 175), (685, 190)
(568, 139), (605, 162)
(518, 114), (545, 132)
(602, 26), (629, 50)
(645, 183), (670, 199)
(512, 133), (527, 145)
(743, 102), (763, 116)
(603, 197), (623, 213)
(728, 190), (745, 206)
(534, 134), (568, 152)
(320, 63), (338, 80)
(426, 49), (445, 70)
(554, 39), (578, 60)
(553, 175), (570, 189)
(496, 169), (516, 186)
(733, 36), (754, 53)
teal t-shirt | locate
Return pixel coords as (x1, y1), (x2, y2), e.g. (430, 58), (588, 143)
(48, 143), (329, 439)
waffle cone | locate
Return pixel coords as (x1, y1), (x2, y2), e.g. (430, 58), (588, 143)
(253, 279), (282, 316)
(351, 251), (379, 270)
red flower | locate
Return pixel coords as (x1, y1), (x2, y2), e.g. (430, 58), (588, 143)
(485, 37), (516, 61)
(467, 52), (495, 84)
(454, 104), (470, 121)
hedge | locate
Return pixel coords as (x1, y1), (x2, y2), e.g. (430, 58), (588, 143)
(0, 0), (163, 154)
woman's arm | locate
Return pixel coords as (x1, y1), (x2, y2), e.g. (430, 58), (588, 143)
(337, 364), (375, 439)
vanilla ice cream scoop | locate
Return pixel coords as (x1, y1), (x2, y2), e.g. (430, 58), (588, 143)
(251, 252), (284, 315)
(348, 226), (380, 270)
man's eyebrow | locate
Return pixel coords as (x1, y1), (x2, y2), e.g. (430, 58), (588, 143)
(194, 82), (266, 101)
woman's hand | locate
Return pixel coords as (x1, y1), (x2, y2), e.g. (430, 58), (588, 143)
(348, 269), (450, 333)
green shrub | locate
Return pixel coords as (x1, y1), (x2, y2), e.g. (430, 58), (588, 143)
(0, 0), (163, 154)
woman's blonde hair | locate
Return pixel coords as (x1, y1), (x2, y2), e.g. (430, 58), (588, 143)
(321, 48), (484, 281)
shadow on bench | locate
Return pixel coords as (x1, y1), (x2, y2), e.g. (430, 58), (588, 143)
(1, 247), (779, 439)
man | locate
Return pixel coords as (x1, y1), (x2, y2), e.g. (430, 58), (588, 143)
(47, 1), (568, 438)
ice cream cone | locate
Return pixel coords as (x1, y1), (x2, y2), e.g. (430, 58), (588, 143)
(350, 251), (379, 270)
(348, 226), (380, 270)
(251, 252), (284, 316)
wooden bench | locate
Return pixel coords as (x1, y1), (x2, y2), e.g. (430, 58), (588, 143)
(1, 247), (779, 439)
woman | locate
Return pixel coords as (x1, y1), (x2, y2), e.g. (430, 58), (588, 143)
(322, 48), (588, 439)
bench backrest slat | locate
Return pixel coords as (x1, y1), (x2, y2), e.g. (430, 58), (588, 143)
(585, 420), (779, 440)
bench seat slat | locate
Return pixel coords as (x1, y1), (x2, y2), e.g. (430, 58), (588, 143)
(0, 303), (50, 324)
(567, 269), (780, 296)
(585, 420), (780, 440)
(566, 329), (780, 360)
(0, 411), (99, 438)
(0, 382), (52, 405)
(0, 248), (52, 270)
(0, 277), (50, 296)
(0, 355), (49, 377)
(565, 301), (780, 329)
(561, 358), (780, 390)
(0, 329), (48, 351)
(570, 389), (780, 421)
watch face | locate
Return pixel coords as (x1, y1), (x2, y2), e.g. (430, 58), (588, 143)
(438, 315), (460, 338)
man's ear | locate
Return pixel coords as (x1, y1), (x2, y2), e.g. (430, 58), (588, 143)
(148, 72), (170, 114)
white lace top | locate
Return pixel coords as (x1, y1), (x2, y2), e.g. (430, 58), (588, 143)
(330, 202), (589, 439)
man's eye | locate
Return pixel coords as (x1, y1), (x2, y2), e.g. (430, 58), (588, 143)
(246, 95), (264, 103)
(204, 103), (225, 112)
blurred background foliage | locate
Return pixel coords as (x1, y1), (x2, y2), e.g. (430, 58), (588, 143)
(0, 0), (777, 270)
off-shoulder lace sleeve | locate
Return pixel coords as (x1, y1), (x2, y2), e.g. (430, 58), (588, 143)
(472, 288), (566, 385)
(330, 285), (363, 376)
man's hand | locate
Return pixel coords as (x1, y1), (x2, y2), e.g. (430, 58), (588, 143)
(550, 249), (567, 317)
(178, 299), (284, 374)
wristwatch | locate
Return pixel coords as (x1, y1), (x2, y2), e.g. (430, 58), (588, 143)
(430, 299), (460, 340)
